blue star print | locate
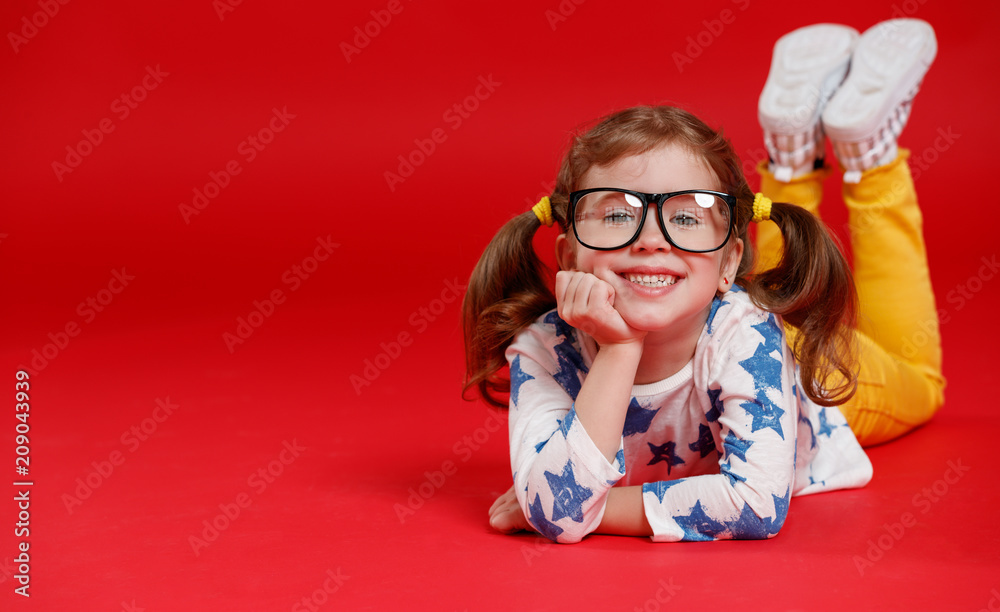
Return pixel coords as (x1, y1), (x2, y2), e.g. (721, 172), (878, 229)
(817, 407), (839, 437)
(675, 500), (728, 541)
(799, 413), (817, 449)
(705, 295), (730, 335)
(543, 312), (589, 400)
(607, 449), (626, 484)
(676, 487), (790, 540)
(722, 430), (754, 462)
(552, 349), (584, 399)
(509, 355), (534, 407)
(647, 441), (686, 474)
(688, 424), (717, 458)
(527, 493), (564, 541)
(643, 479), (684, 504)
(768, 487), (791, 534)
(623, 398), (659, 436)
(545, 311), (576, 340)
(725, 502), (771, 539)
(736, 316), (787, 439)
(753, 315), (784, 357)
(544, 461), (593, 523)
(793, 381), (806, 403)
(706, 387), (724, 422)
(741, 390), (786, 439)
(719, 459), (748, 487)
(558, 408), (576, 437)
(738, 318), (784, 401)
(739, 342), (784, 395)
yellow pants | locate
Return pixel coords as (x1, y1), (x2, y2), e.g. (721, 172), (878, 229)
(755, 151), (945, 447)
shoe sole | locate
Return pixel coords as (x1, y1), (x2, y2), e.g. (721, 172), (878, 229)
(822, 19), (937, 143)
(758, 23), (859, 135)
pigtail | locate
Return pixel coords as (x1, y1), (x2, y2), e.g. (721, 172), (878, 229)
(743, 202), (859, 406)
(462, 211), (558, 408)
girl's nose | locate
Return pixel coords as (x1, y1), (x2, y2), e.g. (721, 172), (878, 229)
(632, 205), (671, 251)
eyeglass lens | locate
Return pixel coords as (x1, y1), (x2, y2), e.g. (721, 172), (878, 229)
(573, 191), (731, 251)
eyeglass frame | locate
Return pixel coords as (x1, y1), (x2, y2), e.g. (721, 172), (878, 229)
(567, 188), (738, 253)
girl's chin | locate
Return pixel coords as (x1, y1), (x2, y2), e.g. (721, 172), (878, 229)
(617, 310), (676, 333)
(616, 299), (713, 334)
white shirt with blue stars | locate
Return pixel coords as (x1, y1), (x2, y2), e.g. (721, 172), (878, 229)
(505, 287), (873, 543)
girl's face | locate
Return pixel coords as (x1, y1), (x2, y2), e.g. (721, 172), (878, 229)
(556, 143), (743, 338)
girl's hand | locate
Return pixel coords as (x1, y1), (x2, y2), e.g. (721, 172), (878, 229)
(556, 270), (646, 347)
(488, 485), (533, 534)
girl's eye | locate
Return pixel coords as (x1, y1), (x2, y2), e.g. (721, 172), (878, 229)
(602, 207), (635, 225)
(670, 210), (702, 227)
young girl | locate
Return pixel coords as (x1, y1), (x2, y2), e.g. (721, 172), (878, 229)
(463, 19), (941, 543)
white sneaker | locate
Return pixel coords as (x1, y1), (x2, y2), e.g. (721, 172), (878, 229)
(822, 19), (937, 183)
(758, 23), (859, 182)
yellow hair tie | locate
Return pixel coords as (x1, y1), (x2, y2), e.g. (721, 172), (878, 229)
(532, 196), (554, 227)
(752, 193), (772, 223)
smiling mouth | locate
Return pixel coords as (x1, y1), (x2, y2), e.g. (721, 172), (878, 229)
(622, 273), (678, 288)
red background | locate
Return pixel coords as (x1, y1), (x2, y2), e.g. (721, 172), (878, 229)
(1, 0), (999, 609)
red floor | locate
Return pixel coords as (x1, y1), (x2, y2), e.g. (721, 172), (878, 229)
(2, 0), (999, 610)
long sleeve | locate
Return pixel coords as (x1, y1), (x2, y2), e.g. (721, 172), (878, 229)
(640, 303), (796, 541)
(506, 313), (625, 543)
(637, 289), (872, 541)
(505, 293), (871, 545)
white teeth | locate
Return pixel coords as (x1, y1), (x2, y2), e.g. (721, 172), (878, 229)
(625, 273), (677, 287)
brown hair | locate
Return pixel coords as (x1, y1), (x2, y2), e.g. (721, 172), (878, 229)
(462, 105), (857, 408)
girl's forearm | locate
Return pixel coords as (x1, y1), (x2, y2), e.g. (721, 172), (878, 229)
(595, 486), (653, 536)
(572, 341), (643, 463)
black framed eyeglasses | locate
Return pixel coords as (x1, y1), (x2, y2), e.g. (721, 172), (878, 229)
(568, 188), (737, 253)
